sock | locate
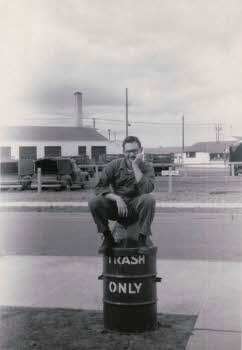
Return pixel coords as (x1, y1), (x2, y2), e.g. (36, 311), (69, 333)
(139, 233), (146, 242)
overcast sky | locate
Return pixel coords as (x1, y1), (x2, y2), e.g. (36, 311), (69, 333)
(1, 0), (242, 147)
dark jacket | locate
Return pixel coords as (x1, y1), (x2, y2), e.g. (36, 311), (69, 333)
(95, 158), (155, 201)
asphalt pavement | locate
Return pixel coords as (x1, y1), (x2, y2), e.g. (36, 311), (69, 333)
(1, 211), (242, 261)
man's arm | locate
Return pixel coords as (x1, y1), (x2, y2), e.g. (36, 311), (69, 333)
(94, 161), (128, 217)
(94, 162), (114, 196)
(105, 193), (128, 217)
(132, 154), (155, 193)
(132, 152), (144, 183)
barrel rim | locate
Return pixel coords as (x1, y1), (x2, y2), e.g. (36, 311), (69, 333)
(104, 246), (157, 257)
(102, 273), (156, 279)
(103, 299), (157, 306)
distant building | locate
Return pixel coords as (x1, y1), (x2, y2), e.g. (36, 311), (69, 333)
(145, 141), (237, 165)
(183, 141), (235, 164)
(144, 147), (182, 155)
(0, 91), (114, 163)
(0, 125), (108, 162)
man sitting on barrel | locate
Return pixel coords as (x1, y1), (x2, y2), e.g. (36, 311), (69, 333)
(89, 135), (156, 254)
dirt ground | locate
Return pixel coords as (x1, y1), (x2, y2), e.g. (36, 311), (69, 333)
(0, 306), (197, 350)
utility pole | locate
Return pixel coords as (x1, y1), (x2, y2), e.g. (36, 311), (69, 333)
(218, 124), (222, 142)
(215, 123), (222, 142)
(125, 88), (129, 137)
(92, 118), (96, 129)
(108, 129), (111, 141)
(182, 115), (185, 164)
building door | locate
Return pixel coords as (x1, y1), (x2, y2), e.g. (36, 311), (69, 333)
(19, 146), (37, 160)
(91, 146), (106, 163)
(0, 146), (11, 160)
(44, 146), (61, 157)
(78, 146), (87, 155)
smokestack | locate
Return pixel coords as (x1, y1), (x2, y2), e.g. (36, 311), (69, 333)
(74, 91), (83, 127)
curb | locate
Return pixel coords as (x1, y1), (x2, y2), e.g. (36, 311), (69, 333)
(1, 201), (242, 209)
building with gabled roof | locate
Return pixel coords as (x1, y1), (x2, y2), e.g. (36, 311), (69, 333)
(0, 125), (108, 162)
(0, 126), (108, 142)
(0, 91), (112, 162)
(184, 141), (234, 154)
(144, 140), (237, 166)
(183, 140), (235, 165)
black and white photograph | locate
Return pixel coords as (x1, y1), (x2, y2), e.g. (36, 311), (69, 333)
(0, 1), (242, 349)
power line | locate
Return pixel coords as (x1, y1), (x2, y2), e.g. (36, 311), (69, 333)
(93, 119), (224, 127)
(21, 112), (226, 127)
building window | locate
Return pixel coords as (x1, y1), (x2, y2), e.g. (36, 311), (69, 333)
(44, 146), (61, 157)
(186, 152), (196, 158)
(19, 146), (37, 160)
(0, 161), (18, 175)
(78, 146), (86, 155)
(210, 153), (224, 161)
(0, 146), (11, 160)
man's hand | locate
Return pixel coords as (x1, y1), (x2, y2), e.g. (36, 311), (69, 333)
(132, 151), (144, 167)
(105, 193), (128, 217)
(116, 196), (128, 217)
(131, 152), (144, 183)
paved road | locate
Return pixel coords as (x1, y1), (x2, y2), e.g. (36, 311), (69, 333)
(1, 211), (242, 261)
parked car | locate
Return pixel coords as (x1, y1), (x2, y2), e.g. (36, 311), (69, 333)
(145, 153), (175, 176)
(0, 159), (33, 190)
(32, 157), (89, 190)
(70, 155), (95, 178)
(229, 141), (242, 175)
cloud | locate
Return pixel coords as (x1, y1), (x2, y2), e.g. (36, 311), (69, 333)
(1, 0), (242, 145)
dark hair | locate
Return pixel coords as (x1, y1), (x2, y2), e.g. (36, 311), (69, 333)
(122, 136), (142, 149)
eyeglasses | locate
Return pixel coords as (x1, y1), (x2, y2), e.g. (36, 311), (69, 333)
(124, 149), (140, 154)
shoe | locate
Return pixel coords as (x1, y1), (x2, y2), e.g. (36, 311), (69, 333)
(98, 233), (115, 254)
(138, 234), (151, 254)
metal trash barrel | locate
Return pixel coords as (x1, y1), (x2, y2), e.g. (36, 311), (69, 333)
(98, 246), (161, 333)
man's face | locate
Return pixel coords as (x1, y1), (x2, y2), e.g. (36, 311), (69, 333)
(123, 142), (141, 163)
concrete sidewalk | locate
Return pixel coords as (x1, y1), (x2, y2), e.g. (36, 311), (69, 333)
(1, 200), (242, 209)
(0, 255), (241, 349)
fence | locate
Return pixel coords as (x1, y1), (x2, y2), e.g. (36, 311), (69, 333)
(34, 162), (242, 187)
(73, 162), (242, 198)
(76, 164), (101, 179)
(1, 161), (240, 196)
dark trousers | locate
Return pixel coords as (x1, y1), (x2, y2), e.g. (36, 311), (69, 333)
(88, 193), (156, 236)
